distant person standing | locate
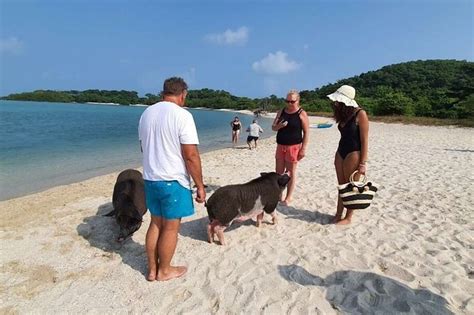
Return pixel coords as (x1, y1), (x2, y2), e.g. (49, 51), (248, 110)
(138, 77), (206, 281)
(230, 116), (242, 146)
(327, 85), (369, 225)
(272, 89), (309, 205)
(246, 119), (263, 149)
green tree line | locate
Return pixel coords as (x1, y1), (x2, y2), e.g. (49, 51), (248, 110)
(2, 60), (473, 120)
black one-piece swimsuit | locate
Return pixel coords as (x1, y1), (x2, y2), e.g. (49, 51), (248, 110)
(337, 110), (361, 159)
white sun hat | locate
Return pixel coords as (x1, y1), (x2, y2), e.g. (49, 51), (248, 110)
(327, 85), (359, 108)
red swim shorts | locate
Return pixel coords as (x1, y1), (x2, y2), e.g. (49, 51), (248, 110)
(275, 144), (302, 162)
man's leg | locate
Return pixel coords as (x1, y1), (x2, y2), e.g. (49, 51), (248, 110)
(156, 218), (187, 281)
(145, 215), (162, 281)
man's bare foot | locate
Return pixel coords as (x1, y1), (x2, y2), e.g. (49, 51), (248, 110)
(157, 266), (187, 281)
(280, 198), (291, 206)
(335, 218), (351, 225)
(146, 270), (157, 281)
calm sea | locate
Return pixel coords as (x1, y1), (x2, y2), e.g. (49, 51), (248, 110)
(0, 100), (275, 200)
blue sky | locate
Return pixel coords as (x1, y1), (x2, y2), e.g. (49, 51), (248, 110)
(1, 0), (472, 98)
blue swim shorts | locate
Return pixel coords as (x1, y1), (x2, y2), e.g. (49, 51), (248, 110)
(144, 180), (195, 220)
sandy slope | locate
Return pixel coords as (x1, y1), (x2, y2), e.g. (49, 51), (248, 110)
(1, 118), (473, 314)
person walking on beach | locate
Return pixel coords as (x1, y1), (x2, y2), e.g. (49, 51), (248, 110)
(328, 85), (369, 225)
(272, 89), (309, 205)
(246, 119), (263, 149)
(230, 116), (242, 146)
(138, 77), (206, 281)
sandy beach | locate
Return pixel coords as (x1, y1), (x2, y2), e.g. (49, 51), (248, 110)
(1, 117), (473, 314)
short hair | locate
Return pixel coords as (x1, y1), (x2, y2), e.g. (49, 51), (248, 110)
(287, 89), (300, 99)
(162, 77), (188, 96)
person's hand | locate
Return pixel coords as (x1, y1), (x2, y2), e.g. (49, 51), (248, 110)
(277, 120), (288, 129)
(297, 147), (306, 161)
(358, 163), (367, 175)
(195, 186), (206, 203)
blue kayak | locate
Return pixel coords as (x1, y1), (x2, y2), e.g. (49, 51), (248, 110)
(310, 123), (333, 129)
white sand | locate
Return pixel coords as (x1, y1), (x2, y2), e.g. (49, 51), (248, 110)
(1, 119), (473, 314)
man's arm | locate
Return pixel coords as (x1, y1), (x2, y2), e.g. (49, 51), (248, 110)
(181, 144), (206, 203)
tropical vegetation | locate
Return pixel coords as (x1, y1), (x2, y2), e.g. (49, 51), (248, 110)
(2, 60), (473, 121)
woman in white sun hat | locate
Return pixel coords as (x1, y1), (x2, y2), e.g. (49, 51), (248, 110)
(327, 85), (369, 225)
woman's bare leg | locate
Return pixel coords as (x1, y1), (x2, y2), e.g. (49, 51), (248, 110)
(337, 151), (360, 225)
(283, 161), (297, 204)
(333, 152), (345, 223)
(275, 158), (285, 201)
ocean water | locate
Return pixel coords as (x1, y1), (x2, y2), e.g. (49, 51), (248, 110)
(0, 100), (275, 200)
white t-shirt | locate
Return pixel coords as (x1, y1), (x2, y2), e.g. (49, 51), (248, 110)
(138, 101), (199, 189)
(248, 123), (263, 137)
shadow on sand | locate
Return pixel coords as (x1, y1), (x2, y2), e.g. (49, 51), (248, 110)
(278, 264), (453, 314)
(179, 216), (209, 242)
(444, 148), (474, 153)
(277, 205), (334, 225)
(179, 216), (257, 243)
(76, 202), (147, 277)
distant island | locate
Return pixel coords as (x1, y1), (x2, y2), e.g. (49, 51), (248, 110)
(2, 60), (473, 122)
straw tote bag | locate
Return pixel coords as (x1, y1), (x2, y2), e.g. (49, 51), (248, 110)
(338, 171), (378, 210)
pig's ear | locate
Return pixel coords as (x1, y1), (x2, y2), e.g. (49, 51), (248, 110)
(260, 172), (269, 177)
(278, 174), (291, 187)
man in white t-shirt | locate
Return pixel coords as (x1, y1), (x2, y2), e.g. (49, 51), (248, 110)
(246, 119), (264, 149)
(138, 77), (205, 282)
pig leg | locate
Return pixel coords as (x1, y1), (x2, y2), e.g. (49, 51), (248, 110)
(207, 219), (220, 243)
(214, 225), (227, 246)
(271, 211), (278, 225)
(207, 223), (214, 243)
(256, 212), (264, 227)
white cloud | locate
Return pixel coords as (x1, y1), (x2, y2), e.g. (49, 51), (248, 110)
(205, 26), (249, 46)
(0, 37), (24, 55)
(252, 51), (301, 75)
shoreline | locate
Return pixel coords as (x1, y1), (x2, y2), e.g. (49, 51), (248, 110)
(0, 103), (277, 201)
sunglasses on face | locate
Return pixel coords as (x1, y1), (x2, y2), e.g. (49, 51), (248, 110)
(286, 100), (297, 104)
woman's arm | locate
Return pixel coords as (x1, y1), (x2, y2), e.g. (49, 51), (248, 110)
(298, 110), (310, 161)
(358, 110), (369, 173)
(272, 110), (285, 131)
